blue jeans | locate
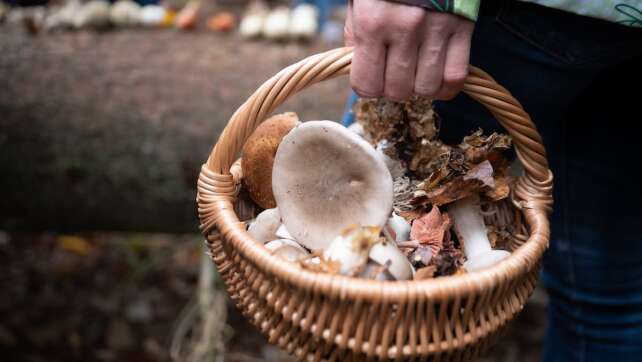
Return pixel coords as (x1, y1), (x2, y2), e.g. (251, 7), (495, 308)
(343, 1), (642, 360)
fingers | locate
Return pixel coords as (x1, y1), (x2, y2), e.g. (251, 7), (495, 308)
(347, 1), (474, 102)
(413, 13), (453, 98)
(413, 31), (448, 98)
(384, 42), (419, 101)
(349, 1), (387, 98)
(351, 42), (387, 98)
(434, 22), (474, 100)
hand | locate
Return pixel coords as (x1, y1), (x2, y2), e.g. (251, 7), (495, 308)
(344, 0), (475, 101)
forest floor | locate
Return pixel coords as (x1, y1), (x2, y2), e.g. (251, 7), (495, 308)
(1, 232), (547, 362)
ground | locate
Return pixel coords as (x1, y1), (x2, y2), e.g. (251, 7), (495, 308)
(1, 17), (545, 362)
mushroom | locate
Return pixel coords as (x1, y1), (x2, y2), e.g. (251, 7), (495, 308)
(73, 0), (110, 29)
(384, 212), (411, 242)
(360, 262), (395, 281)
(272, 121), (393, 251)
(109, 0), (141, 27)
(289, 4), (318, 40)
(347, 122), (369, 141)
(262, 6), (289, 40)
(448, 194), (510, 272)
(239, 0), (268, 38)
(323, 226), (380, 276)
(139, 5), (169, 27)
(265, 239), (309, 262)
(247, 208), (281, 243)
(376, 140), (406, 180)
(369, 241), (414, 280)
(274, 224), (294, 240)
(242, 112), (300, 209)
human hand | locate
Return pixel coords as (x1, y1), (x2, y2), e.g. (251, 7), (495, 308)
(344, 0), (475, 101)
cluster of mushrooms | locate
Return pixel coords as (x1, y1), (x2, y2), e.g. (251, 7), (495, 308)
(240, 97), (516, 281)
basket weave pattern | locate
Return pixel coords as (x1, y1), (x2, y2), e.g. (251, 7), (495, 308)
(197, 48), (553, 361)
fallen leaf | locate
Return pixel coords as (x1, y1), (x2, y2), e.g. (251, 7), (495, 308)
(484, 174), (511, 201)
(414, 265), (437, 280)
(459, 129), (512, 164)
(207, 11), (236, 32)
(415, 160), (508, 206)
(397, 208), (425, 222)
(463, 160), (495, 188)
(410, 246), (433, 266)
(410, 206), (452, 256)
(57, 235), (93, 255)
(413, 177), (479, 206)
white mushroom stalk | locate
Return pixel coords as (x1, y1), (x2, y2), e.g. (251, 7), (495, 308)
(448, 194), (510, 272)
(324, 226), (380, 276)
(368, 240), (414, 280)
(384, 212), (411, 243)
(275, 224), (295, 240)
(265, 239), (309, 262)
(247, 208), (281, 243)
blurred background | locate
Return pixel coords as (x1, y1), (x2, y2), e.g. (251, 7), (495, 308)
(0, 0), (546, 361)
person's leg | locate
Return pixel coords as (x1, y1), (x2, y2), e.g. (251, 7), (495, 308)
(430, 2), (642, 361)
(542, 56), (642, 362)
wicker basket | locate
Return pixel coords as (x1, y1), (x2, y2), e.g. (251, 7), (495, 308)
(197, 47), (554, 361)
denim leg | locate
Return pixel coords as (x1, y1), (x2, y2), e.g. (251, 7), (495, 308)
(434, 3), (642, 361)
(542, 60), (642, 362)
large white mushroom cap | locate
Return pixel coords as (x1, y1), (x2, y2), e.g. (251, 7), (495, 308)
(272, 121), (393, 251)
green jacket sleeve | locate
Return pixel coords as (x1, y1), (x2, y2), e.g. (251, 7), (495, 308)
(386, 0), (481, 21)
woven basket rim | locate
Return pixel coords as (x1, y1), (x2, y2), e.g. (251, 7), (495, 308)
(198, 47), (553, 303)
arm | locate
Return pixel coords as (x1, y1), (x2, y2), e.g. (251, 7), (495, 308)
(345, 0), (479, 101)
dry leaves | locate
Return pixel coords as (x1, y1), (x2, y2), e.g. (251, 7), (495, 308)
(409, 206), (452, 256)
(459, 129), (512, 164)
(353, 97), (516, 278)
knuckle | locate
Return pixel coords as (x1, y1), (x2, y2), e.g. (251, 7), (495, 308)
(358, 15), (383, 33)
(414, 85), (439, 98)
(402, 10), (425, 29)
(352, 83), (382, 99)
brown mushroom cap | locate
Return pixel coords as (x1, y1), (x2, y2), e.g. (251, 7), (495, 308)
(272, 121), (393, 251)
(242, 112), (300, 209)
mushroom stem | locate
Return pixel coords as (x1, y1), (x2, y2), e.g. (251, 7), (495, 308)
(448, 194), (510, 271)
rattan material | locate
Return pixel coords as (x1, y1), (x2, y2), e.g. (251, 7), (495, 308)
(197, 47), (553, 361)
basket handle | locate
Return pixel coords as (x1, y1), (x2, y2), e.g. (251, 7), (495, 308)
(199, 47), (553, 232)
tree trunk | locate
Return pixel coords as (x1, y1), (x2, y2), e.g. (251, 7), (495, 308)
(0, 28), (349, 232)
